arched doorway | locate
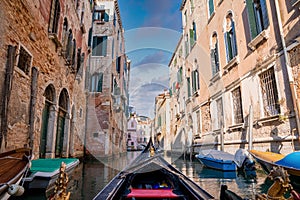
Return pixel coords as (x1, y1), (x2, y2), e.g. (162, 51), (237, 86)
(40, 85), (56, 158)
(55, 89), (69, 157)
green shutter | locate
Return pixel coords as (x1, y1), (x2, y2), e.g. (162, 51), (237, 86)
(190, 29), (194, 47)
(246, 0), (258, 39)
(187, 77), (191, 97)
(209, 0), (214, 16)
(227, 32), (233, 60)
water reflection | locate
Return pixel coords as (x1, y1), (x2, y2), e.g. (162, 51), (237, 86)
(166, 153), (268, 199)
(19, 151), (270, 199)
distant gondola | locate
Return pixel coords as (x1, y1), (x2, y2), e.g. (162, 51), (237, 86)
(93, 138), (214, 200)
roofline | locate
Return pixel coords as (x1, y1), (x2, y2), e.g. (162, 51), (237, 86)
(168, 35), (183, 67)
(180, 0), (187, 11)
(114, 0), (123, 32)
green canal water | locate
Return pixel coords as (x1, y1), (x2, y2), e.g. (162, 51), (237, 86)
(15, 151), (275, 199)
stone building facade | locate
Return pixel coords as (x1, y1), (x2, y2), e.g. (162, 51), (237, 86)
(168, 0), (300, 155)
(154, 91), (171, 151)
(0, 0), (92, 158)
(85, 0), (130, 157)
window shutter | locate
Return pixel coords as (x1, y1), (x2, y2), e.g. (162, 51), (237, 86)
(53, 0), (60, 34)
(209, 0), (214, 16)
(211, 49), (216, 75)
(246, 0), (258, 39)
(88, 28), (92, 47)
(104, 11), (109, 22)
(196, 70), (199, 90)
(101, 36), (107, 56)
(48, 0), (55, 33)
(260, 0), (269, 29)
(187, 77), (191, 97)
(190, 29), (194, 47)
(192, 71), (196, 92)
(224, 33), (230, 61)
(92, 36), (97, 56)
(71, 40), (76, 66)
(97, 73), (103, 92)
(193, 22), (197, 41)
(214, 43), (220, 72)
(231, 22), (238, 57)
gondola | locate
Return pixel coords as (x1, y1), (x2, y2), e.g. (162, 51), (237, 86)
(93, 138), (214, 200)
(0, 148), (31, 200)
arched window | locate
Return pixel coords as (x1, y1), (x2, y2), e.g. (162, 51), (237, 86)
(224, 12), (237, 62)
(211, 32), (220, 75)
(49, 0), (60, 34)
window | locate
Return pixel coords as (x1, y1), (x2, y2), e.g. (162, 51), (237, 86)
(116, 56), (121, 74)
(93, 10), (109, 22)
(62, 18), (68, 53)
(211, 33), (220, 75)
(259, 67), (280, 116)
(192, 70), (199, 93)
(71, 39), (76, 66)
(49, 0), (60, 34)
(190, 0), (194, 13)
(187, 77), (191, 97)
(80, 2), (85, 24)
(158, 115), (162, 127)
(201, 103), (211, 132)
(92, 36), (107, 56)
(246, 0), (269, 39)
(90, 72), (103, 92)
(197, 110), (201, 134)
(185, 34), (189, 57)
(93, 132), (98, 138)
(224, 13), (238, 62)
(216, 98), (223, 129)
(177, 67), (183, 84)
(65, 30), (73, 62)
(232, 87), (244, 124)
(128, 133), (131, 139)
(190, 22), (197, 48)
(17, 45), (32, 75)
(208, 0), (214, 17)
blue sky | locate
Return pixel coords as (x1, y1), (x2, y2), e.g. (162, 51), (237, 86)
(118, 0), (182, 118)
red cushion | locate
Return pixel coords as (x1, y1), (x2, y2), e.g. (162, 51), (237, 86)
(127, 188), (179, 198)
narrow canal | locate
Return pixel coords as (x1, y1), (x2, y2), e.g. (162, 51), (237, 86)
(19, 151), (272, 199)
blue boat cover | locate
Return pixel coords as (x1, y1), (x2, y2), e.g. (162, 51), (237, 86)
(275, 151), (300, 169)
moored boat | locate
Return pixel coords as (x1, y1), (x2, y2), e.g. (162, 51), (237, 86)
(93, 138), (214, 199)
(249, 149), (300, 189)
(23, 158), (79, 195)
(0, 148), (31, 200)
(195, 149), (255, 172)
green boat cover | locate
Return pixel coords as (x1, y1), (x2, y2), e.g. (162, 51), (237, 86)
(30, 158), (79, 173)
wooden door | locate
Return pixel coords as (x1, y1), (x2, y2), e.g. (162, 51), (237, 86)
(40, 102), (50, 158)
(55, 109), (65, 157)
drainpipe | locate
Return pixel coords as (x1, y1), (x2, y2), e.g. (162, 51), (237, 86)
(274, 0), (300, 138)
